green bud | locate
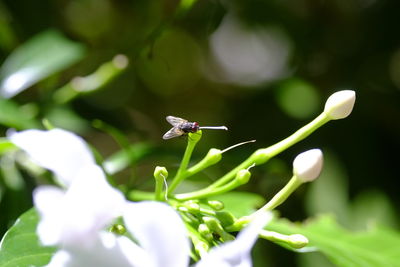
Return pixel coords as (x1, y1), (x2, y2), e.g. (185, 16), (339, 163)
(178, 206), (189, 213)
(288, 234), (309, 249)
(186, 202), (200, 213)
(207, 200), (224, 210)
(203, 216), (235, 241)
(236, 169), (251, 185)
(194, 241), (209, 257)
(198, 223), (213, 242)
(154, 166), (168, 180)
(205, 148), (222, 165)
(186, 148), (222, 176)
(109, 224), (126, 235)
(252, 148), (270, 165)
(202, 216), (220, 231)
(198, 223), (211, 234)
(216, 211), (236, 227)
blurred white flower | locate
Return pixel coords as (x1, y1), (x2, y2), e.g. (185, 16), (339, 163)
(9, 128), (268, 267)
(324, 90), (356, 120)
(293, 149), (323, 182)
(9, 129), (126, 247)
(34, 165), (125, 247)
(207, 13), (291, 86)
(43, 201), (269, 267)
(122, 201), (191, 267)
(9, 129), (96, 187)
(196, 212), (272, 267)
(42, 201), (190, 267)
(46, 233), (137, 267)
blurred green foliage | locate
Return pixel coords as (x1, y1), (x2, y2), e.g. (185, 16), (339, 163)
(0, 0), (399, 266)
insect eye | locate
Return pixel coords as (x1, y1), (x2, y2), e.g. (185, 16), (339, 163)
(193, 122), (199, 131)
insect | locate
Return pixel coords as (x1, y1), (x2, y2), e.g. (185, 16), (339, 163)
(163, 116), (228, 140)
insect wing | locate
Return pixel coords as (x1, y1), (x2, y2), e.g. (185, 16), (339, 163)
(163, 127), (184, 139)
(166, 116), (187, 127)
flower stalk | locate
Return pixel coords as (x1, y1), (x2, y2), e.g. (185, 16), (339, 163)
(168, 131), (202, 194)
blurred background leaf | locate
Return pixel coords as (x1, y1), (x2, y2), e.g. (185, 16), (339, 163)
(268, 215), (400, 267)
(0, 30), (85, 98)
(0, 99), (39, 129)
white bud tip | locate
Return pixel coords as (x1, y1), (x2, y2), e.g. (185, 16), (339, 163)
(324, 90), (356, 120)
(293, 149), (323, 182)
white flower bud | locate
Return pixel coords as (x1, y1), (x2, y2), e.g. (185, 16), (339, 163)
(293, 149), (323, 182)
(324, 90), (356, 120)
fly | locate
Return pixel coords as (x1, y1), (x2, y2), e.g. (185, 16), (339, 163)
(163, 116), (228, 140)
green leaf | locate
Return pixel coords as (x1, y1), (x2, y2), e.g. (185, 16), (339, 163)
(45, 106), (90, 133)
(350, 190), (399, 230)
(0, 138), (16, 155)
(268, 215), (400, 267)
(305, 152), (350, 226)
(103, 143), (152, 175)
(0, 208), (55, 267)
(0, 29), (85, 98)
(0, 98), (39, 129)
(212, 191), (265, 218)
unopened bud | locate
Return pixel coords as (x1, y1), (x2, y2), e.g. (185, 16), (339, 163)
(203, 216), (235, 241)
(207, 200), (224, 211)
(324, 90), (356, 120)
(109, 224), (126, 235)
(216, 211), (236, 227)
(185, 201), (200, 213)
(205, 148), (222, 165)
(198, 223), (213, 242)
(154, 166), (168, 180)
(235, 169), (251, 185)
(252, 148), (270, 165)
(288, 234), (309, 249)
(293, 149), (323, 182)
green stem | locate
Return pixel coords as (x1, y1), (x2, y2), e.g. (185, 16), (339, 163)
(154, 176), (164, 201)
(185, 149), (221, 177)
(53, 55), (129, 104)
(175, 177), (241, 201)
(168, 132), (201, 194)
(260, 112), (330, 159)
(257, 176), (303, 212)
(209, 112), (330, 189)
(226, 176), (303, 231)
(127, 190), (155, 201)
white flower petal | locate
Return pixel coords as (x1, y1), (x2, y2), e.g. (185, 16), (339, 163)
(67, 165), (126, 227)
(46, 233), (138, 267)
(9, 129), (95, 187)
(34, 186), (65, 215)
(123, 201), (191, 267)
(45, 250), (71, 267)
(33, 186), (67, 245)
(196, 212), (272, 267)
(35, 165), (126, 247)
